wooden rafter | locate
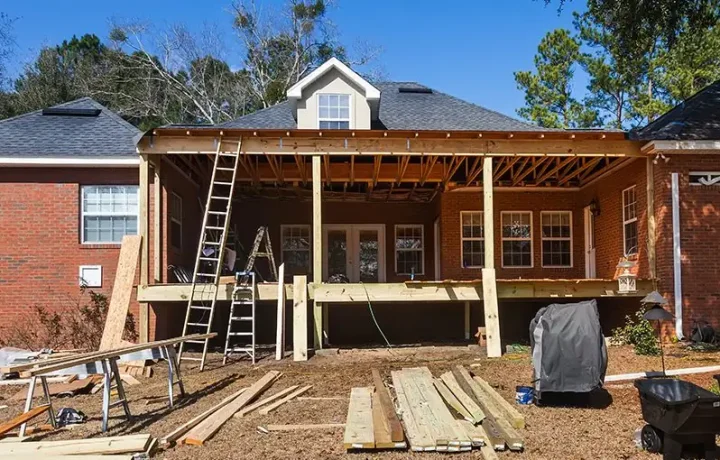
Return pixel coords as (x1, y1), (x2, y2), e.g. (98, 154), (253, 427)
(493, 156), (520, 181)
(265, 154), (284, 184)
(420, 155), (439, 186)
(443, 156), (466, 188)
(580, 156), (608, 180)
(511, 157), (531, 183)
(323, 155), (332, 185)
(294, 154), (308, 185)
(465, 156), (484, 185)
(558, 157), (603, 185)
(513, 156), (550, 186)
(533, 156), (557, 182)
(534, 156), (576, 184)
(580, 157), (628, 185)
(350, 155), (355, 186)
(372, 156), (382, 187)
(396, 156), (411, 184)
(237, 154), (258, 185)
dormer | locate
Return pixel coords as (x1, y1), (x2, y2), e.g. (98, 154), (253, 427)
(287, 57), (380, 130)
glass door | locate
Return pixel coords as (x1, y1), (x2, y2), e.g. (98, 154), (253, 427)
(323, 224), (385, 282)
(324, 226), (350, 281)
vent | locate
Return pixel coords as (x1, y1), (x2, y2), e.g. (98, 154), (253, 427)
(398, 87), (432, 94)
(42, 108), (101, 117)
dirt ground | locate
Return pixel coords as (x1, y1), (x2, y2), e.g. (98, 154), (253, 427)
(1, 344), (718, 460)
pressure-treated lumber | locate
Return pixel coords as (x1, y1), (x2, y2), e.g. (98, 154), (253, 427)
(450, 367), (505, 450)
(482, 268), (502, 358)
(477, 425), (501, 460)
(371, 390), (392, 448)
(391, 370), (435, 451)
(433, 378), (473, 423)
(263, 423), (345, 432)
(234, 385), (298, 418)
(457, 420), (486, 447)
(100, 235), (142, 350)
(605, 365), (720, 383)
(472, 376), (525, 429)
(343, 387), (374, 450)
(439, 372), (485, 424)
(139, 155), (150, 343)
(0, 405), (50, 436)
(312, 155), (323, 350)
(258, 385), (312, 415)
(371, 369), (404, 443)
(183, 371), (279, 445)
(0, 434), (152, 455)
(161, 387), (247, 445)
(275, 263), (286, 361)
(293, 276), (308, 361)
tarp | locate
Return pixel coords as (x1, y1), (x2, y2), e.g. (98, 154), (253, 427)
(530, 299), (607, 394)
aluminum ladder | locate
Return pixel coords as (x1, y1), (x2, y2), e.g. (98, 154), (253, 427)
(223, 271), (256, 364)
(244, 226), (278, 281)
(178, 137), (242, 371)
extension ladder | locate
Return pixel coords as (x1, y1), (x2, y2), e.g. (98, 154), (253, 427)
(244, 226), (279, 281)
(178, 138), (242, 371)
(223, 271), (256, 364)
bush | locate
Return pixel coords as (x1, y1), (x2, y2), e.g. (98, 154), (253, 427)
(612, 307), (661, 356)
(0, 287), (137, 351)
(711, 381), (720, 395)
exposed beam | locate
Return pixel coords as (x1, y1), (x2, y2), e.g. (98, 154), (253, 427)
(512, 156), (550, 186)
(294, 154), (308, 185)
(465, 156), (484, 185)
(372, 155), (382, 187)
(534, 156), (576, 184)
(493, 156), (519, 181)
(558, 157), (603, 185)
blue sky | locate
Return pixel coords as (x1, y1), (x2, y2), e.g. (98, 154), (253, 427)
(3, 0), (586, 119)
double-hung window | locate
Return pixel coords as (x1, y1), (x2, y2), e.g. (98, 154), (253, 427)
(541, 211), (572, 267)
(461, 211), (484, 268)
(622, 186), (638, 256)
(281, 225), (311, 276)
(318, 94), (350, 129)
(81, 186), (139, 244)
(501, 211), (533, 267)
(395, 225), (424, 275)
(170, 192), (183, 251)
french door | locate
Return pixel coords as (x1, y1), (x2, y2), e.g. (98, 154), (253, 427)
(323, 224), (385, 282)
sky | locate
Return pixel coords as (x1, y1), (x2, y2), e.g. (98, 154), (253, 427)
(2, 0), (586, 119)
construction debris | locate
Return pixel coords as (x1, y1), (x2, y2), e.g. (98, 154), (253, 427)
(0, 405), (51, 436)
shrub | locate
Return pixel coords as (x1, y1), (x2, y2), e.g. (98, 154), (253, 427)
(612, 307), (661, 356)
(0, 287), (137, 351)
(711, 381), (720, 395)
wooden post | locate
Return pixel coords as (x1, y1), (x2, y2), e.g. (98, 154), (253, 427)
(646, 157), (657, 286)
(464, 301), (471, 340)
(139, 154), (150, 343)
(275, 263), (286, 360)
(671, 173), (683, 339)
(312, 155), (323, 350)
(482, 156), (502, 357)
(293, 275), (308, 361)
(153, 159), (162, 283)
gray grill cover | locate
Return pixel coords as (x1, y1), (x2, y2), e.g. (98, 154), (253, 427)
(530, 300), (607, 393)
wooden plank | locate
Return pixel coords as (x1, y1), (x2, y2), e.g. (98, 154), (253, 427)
(275, 263), (286, 361)
(477, 424), (501, 459)
(457, 420), (486, 447)
(0, 434), (151, 455)
(371, 369), (404, 443)
(0, 405), (50, 436)
(394, 370), (445, 449)
(483, 157), (494, 268)
(139, 154), (150, 343)
(258, 385), (311, 415)
(161, 387), (246, 445)
(482, 268), (502, 358)
(450, 367), (505, 450)
(99, 235), (143, 350)
(0, 376), (74, 386)
(293, 276), (308, 361)
(234, 385), (298, 418)
(343, 387), (374, 450)
(439, 372), (485, 424)
(4, 455), (134, 460)
(312, 155), (323, 350)
(183, 371), (279, 445)
(472, 376), (525, 429)
(153, 159), (162, 283)
(263, 423), (345, 432)
(390, 370), (434, 451)
(11, 377), (95, 400)
(464, 301), (471, 340)
(433, 378), (473, 422)
(371, 390), (392, 448)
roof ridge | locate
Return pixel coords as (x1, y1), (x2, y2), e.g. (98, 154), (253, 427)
(635, 79), (720, 135)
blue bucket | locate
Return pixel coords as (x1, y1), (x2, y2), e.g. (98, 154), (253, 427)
(515, 385), (534, 405)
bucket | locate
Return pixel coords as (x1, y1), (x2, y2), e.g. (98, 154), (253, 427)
(515, 385), (534, 405)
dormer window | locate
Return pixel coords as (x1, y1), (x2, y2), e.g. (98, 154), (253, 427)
(318, 94), (350, 129)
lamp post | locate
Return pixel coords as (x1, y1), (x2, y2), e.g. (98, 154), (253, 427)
(641, 291), (673, 376)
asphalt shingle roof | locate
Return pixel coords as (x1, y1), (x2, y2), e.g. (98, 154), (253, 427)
(631, 80), (720, 141)
(220, 82), (547, 131)
(0, 97), (141, 157)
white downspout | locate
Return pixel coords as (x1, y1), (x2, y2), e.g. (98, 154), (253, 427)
(671, 173), (683, 339)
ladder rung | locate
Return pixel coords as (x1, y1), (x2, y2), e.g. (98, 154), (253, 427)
(217, 167), (235, 171)
(214, 181), (233, 186)
(203, 241), (221, 246)
(210, 196), (230, 200)
(226, 348), (254, 352)
(208, 211), (228, 215)
(187, 322), (210, 327)
(205, 226), (224, 230)
(230, 316), (254, 321)
(228, 332), (254, 336)
(232, 301), (254, 305)
(183, 340), (207, 345)
(109, 400), (128, 408)
(190, 305), (212, 310)
(218, 152), (238, 157)
(199, 257), (220, 261)
(196, 273), (217, 278)
(180, 356), (204, 360)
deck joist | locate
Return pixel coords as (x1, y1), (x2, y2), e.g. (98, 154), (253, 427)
(136, 279), (653, 303)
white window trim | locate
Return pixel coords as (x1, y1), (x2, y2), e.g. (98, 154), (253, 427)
(170, 192), (183, 251)
(394, 224), (425, 275)
(280, 224), (312, 273)
(501, 211), (534, 269)
(80, 185), (140, 245)
(317, 93), (352, 129)
(78, 265), (102, 287)
(540, 211), (573, 268)
(622, 185), (638, 256)
(460, 211), (484, 269)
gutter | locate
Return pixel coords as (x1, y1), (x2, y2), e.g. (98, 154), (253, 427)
(0, 157), (140, 167)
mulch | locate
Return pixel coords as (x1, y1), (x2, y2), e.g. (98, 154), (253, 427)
(0, 343), (717, 459)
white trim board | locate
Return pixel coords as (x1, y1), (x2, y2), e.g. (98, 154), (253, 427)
(0, 157), (140, 167)
(287, 58), (380, 101)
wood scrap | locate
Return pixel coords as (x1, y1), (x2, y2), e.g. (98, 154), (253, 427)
(0, 405), (51, 436)
(261, 423), (345, 432)
(11, 377), (95, 401)
(182, 371), (280, 445)
(0, 433), (152, 455)
(440, 371), (485, 424)
(371, 369), (405, 444)
(161, 387), (247, 446)
(297, 396), (346, 401)
(472, 375), (525, 429)
(233, 385), (299, 418)
(343, 387), (374, 450)
(371, 390), (392, 448)
(258, 385), (312, 415)
(119, 374), (141, 386)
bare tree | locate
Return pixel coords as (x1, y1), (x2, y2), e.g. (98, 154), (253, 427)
(0, 13), (16, 88)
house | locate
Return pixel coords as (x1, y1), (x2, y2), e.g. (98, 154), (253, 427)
(2, 58), (718, 355)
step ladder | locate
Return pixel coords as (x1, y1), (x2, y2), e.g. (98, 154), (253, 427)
(244, 226), (279, 281)
(223, 271), (256, 364)
(178, 138), (242, 371)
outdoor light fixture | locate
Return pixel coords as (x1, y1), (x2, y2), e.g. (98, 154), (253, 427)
(588, 198), (600, 216)
(641, 291), (673, 376)
(617, 259), (637, 294)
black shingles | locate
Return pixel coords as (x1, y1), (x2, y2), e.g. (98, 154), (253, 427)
(0, 98), (141, 157)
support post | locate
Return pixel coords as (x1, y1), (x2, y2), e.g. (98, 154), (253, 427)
(275, 263), (286, 360)
(139, 154), (150, 343)
(671, 173), (683, 339)
(153, 159), (162, 283)
(646, 157), (656, 286)
(482, 156), (502, 357)
(464, 301), (471, 340)
(293, 275), (308, 361)
(312, 155), (323, 350)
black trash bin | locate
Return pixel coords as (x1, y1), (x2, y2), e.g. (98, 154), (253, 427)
(635, 378), (720, 460)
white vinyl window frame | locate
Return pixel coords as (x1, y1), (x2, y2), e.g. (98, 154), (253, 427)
(394, 224), (425, 276)
(460, 211), (484, 269)
(622, 185), (638, 256)
(170, 192), (183, 251)
(501, 211), (534, 268)
(317, 93), (351, 129)
(540, 211), (573, 268)
(80, 185), (139, 244)
(280, 224), (312, 274)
